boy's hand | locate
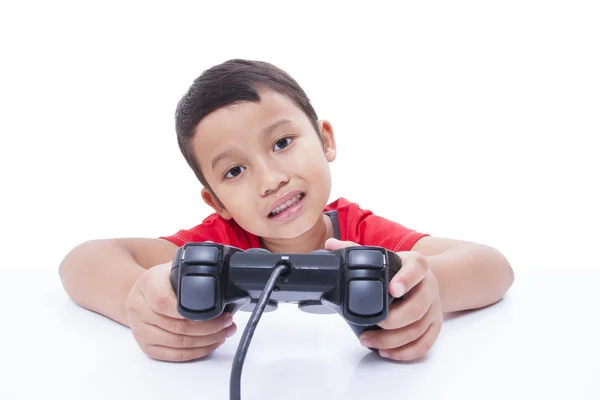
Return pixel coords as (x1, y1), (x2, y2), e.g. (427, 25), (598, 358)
(125, 261), (237, 362)
(324, 238), (443, 361)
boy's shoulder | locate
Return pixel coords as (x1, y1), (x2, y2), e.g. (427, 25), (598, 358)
(158, 210), (261, 249)
(325, 198), (429, 252)
(159, 197), (428, 252)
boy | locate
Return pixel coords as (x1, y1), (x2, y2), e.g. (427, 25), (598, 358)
(58, 59), (514, 363)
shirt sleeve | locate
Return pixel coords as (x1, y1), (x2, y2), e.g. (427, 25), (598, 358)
(158, 214), (260, 250)
(344, 203), (429, 252)
(159, 229), (211, 247)
(158, 213), (231, 247)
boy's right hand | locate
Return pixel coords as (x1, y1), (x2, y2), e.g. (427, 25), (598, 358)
(125, 261), (237, 362)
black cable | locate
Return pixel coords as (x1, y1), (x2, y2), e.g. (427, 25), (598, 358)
(230, 263), (289, 400)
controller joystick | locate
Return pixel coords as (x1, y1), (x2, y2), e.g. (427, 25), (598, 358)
(245, 248), (271, 254)
(308, 249), (332, 255)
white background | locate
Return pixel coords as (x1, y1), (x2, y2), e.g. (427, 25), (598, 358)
(1, 0), (598, 272)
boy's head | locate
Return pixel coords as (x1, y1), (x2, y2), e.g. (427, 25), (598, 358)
(175, 59), (337, 241)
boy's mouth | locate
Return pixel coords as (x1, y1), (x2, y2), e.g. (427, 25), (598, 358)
(268, 192), (306, 218)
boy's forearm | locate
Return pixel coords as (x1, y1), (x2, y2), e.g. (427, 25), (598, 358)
(426, 243), (514, 313)
(58, 239), (146, 327)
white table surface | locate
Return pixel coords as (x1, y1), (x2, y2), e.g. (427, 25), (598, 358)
(1, 267), (599, 400)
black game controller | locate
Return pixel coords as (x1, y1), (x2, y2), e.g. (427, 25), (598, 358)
(169, 242), (402, 343)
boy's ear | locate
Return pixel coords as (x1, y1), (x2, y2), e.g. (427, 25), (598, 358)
(318, 120), (337, 162)
(201, 188), (232, 220)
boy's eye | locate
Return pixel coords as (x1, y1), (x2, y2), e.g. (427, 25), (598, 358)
(224, 166), (245, 179)
(274, 137), (292, 151)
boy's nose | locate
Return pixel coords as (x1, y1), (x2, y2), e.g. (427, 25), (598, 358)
(259, 166), (290, 197)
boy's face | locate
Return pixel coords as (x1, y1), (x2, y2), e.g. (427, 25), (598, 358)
(193, 89), (337, 241)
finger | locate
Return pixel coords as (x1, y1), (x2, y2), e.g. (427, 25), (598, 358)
(389, 251), (429, 298)
(324, 238), (359, 250)
(362, 316), (432, 350)
(379, 321), (442, 361)
(364, 295), (435, 348)
(128, 285), (232, 336)
(139, 267), (185, 320)
(377, 278), (432, 330)
(136, 320), (237, 348)
(138, 298), (234, 337)
(144, 340), (227, 362)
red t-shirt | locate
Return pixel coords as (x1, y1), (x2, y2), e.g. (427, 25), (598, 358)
(159, 197), (428, 253)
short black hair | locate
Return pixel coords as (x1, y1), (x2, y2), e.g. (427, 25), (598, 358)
(174, 59), (321, 199)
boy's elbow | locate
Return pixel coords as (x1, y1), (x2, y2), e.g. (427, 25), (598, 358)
(58, 241), (82, 282)
(58, 239), (107, 298)
(490, 246), (515, 299)
(501, 260), (515, 298)
(58, 241), (90, 294)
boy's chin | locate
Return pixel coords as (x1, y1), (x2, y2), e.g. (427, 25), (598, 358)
(260, 227), (309, 241)
(263, 215), (322, 241)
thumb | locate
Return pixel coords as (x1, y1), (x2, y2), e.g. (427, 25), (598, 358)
(324, 238), (359, 250)
(142, 262), (185, 319)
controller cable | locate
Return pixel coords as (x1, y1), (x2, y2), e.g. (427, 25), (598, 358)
(230, 263), (289, 400)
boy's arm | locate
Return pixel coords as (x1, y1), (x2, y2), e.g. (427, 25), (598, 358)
(326, 235), (513, 360)
(58, 238), (178, 326)
(410, 236), (514, 313)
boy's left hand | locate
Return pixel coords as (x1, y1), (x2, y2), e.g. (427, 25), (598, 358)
(325, 238), (443, 361)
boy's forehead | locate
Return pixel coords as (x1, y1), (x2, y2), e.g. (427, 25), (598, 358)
(191, 90), (308, 162)
(194, 91), (304, 141)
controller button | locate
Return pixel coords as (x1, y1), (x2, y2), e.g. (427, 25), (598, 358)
(348, 279), (384, 316)
(180, 276), (217, 311)
(183, 245), (219, 265)
(348, 249), (384, 269)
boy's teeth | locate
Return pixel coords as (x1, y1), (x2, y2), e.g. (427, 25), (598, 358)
(271, 193), (303, 216)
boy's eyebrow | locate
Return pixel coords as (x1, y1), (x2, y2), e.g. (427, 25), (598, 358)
(211, 150), (236, 171)
(210, 118), (292, 171)
(262, 118), (292, 137)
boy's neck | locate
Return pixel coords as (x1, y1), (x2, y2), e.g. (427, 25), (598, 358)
(259, 214), (333, 254)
